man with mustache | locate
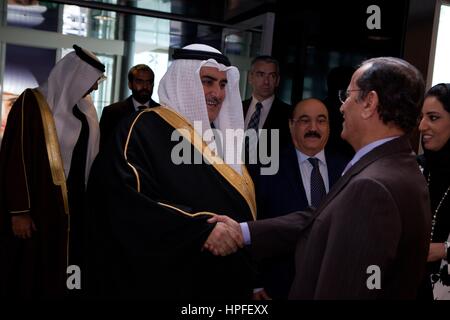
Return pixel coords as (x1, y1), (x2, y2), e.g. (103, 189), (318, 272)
(253, 98), (349, 299)
(86, 44), (255, 299)
(99, 64), (159, 149)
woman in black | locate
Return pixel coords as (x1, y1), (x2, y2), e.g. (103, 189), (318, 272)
(418, 83), (450, 299)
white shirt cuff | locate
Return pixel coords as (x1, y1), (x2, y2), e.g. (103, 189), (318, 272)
(240, 222), (251, 245)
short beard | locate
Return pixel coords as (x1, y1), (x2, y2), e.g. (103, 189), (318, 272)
(133, 91), (151, 104)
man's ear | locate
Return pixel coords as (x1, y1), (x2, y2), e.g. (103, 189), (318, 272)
(248, 71), (254, 86)
(128, 81), (132, 90)
(275, 74), (280, 87)
(288, 119), (294, 131)
(361, 90), (379, 120)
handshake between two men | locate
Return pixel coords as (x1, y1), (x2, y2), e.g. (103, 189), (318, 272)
(203, 215), (244, 256)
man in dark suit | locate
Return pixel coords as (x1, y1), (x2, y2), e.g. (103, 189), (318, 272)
(254, 98), (349, 299)
(205, 57), (431, 299)
(243, 56), (292, 179)
(99, 64), (159, 149)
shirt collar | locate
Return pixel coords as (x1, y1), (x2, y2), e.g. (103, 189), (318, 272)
(132, 97), (150, 110)
(349, 136), (400, 167)
(251, 95), (275, 109)
(296, 148), (326, 165)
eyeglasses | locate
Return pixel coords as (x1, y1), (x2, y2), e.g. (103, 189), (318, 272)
(338, 89), (361, 104)
(290, 117), (328, 126)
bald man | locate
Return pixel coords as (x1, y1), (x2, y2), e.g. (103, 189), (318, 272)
(253, 98), (349, 299)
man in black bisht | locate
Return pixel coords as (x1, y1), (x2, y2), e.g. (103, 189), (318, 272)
(86, 44), (256, 299)
(0, 45), (105, 298)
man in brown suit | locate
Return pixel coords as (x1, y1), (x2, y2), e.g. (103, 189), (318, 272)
(205, 57), (431, 299)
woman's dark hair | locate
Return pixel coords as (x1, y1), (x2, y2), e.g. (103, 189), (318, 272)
(425, 83), (450, 114)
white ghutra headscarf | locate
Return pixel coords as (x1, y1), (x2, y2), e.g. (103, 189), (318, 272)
(38, 45), (104, 184)
(158, 44), (245, 175)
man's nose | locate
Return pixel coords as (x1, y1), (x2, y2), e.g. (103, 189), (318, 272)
(310, 121), (318, 131)
(143, 81), (151, 89)
(209, 83), (221, 96)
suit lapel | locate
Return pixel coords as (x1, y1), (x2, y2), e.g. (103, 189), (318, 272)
(149, 98), (159, 108)
(325, 149), (346, 186)
(126, 96), (135, 115)
(263, 98), (278, 130)
(284, 144), (308, 204)
(243, 98), (283, 129)
(243, 99), (251, 118)
(307, 136), (412, 222)
(127, 96), (159, 110)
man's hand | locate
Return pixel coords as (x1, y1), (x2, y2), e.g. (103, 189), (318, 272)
(12, 214), (36, 239)
(203, 215), (244, 256)
(253, 288), (272, 300)
(428, 243), (446, 262)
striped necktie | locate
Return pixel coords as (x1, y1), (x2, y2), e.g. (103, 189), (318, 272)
(247, 102), (263, 132)
(245, 102), (263, 155)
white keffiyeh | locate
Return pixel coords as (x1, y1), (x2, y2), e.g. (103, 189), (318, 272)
(158, 44), (245, 174)
(38, 49), (103, 184)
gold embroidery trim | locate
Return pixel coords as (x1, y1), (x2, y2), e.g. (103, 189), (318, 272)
(32, 89), (69, 215)
(123, 111), (146, 192)
(10, 209), (30, 214)
(157, 202), (216, 218)
(20, 90), (31, 211)
(152, 106), (256, 220)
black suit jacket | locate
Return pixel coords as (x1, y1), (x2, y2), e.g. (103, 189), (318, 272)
(256, 142), (349, 219)
(243, 97), (292, 145)
(255, 142), (349, 298)
(99, 96), (158, 150)
(249, 136), (431, 299)
(243, 97), (293, 180)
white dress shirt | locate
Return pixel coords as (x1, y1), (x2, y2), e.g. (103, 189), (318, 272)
(132, 97), (150, 111)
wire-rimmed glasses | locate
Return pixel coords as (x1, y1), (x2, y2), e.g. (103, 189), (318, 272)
(338, 89), (362, 104)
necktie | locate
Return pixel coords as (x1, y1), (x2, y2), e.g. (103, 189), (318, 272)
(245, 102), (263, 155)
(138, 105), (147, 111)
(308, 157), (326, 209)
(247, 102), (263, 132)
